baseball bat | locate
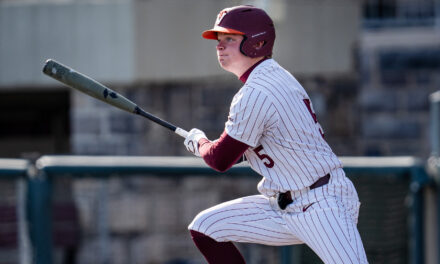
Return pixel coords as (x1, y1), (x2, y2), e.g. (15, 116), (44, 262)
(42, 59), (188, 138)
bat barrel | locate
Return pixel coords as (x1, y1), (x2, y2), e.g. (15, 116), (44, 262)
(42, 59), (137, 113)
(42, 59), (188, 138)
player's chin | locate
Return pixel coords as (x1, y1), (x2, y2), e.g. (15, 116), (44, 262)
(218, 59), (228, 69)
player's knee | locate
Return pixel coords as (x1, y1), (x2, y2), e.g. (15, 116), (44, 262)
(187, 219), (198, 232)
(187, 210), (207, 232)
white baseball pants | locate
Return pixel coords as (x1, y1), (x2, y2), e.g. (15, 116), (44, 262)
(188, 169), (368, 264)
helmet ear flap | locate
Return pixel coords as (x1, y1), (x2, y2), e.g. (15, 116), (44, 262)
(241, 35), (273, 58)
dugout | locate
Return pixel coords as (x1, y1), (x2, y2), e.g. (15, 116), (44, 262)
(0, 90), (70, 158)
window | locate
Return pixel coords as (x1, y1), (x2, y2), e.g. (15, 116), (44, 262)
(363, 0), (438, 28)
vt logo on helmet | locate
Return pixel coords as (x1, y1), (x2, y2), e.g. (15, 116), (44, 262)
(202, 5), (276, 58)
(216, 10), (229, 24)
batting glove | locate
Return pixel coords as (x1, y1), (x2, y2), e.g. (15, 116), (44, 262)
(184, 128), (208, 157)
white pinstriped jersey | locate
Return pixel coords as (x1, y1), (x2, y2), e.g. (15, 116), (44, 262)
(189, 59), (368, 264)
(225, 59), (343, 196)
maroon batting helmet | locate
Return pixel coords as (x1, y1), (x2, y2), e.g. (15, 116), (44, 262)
(202, 5), (276, 58)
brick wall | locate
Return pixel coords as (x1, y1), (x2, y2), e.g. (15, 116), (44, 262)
(70, 73), (365, 157)
(70, 76), (240, 156)
(358, 44), (440, 157)
(69, 175), (283, 264)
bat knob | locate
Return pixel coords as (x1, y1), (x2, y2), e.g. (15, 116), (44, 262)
(42, 59), (55, 75)
(42, 59), (69, 80)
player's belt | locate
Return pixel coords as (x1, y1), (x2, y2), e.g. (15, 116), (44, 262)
(277, 173), (330, 210)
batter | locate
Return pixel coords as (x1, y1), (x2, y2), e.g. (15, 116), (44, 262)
(184, 5), (368, 264)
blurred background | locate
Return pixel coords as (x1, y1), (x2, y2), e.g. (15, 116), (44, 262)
(0, 0), (440, 263)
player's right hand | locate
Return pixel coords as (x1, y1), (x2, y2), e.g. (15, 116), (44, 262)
(184, 128), (208, 157)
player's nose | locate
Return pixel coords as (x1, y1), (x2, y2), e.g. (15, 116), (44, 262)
(216, 42), (225, 51)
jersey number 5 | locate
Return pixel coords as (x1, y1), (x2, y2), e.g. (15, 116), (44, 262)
(254, 145), (274, 168)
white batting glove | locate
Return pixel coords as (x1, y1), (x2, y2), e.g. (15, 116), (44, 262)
(184, 128), (208, 157)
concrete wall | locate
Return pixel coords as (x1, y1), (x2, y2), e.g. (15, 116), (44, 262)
(0, 1), (135, 87)
(133, 0), (362, 80)
(0, 0), (361, 87)
(273, 0), (361, 75)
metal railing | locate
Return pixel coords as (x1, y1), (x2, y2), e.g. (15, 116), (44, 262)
(427, 91), (440, 264)
(25, 155), (429, 264)
(0, 159), (31, 264)
(0, 155), (432, 263)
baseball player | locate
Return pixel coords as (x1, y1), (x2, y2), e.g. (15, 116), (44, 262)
(184, 5), (368, 264)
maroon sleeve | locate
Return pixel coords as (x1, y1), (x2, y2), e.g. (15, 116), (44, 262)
(198, 130), (249, 172)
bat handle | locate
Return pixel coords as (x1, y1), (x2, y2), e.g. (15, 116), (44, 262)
(175, 127), (189, 138)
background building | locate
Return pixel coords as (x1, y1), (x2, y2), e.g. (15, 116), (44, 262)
(0, 0), (439, 263)
(0, 0), (362, 157)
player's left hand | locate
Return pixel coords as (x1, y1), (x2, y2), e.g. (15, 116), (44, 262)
(184, 128), (208, 157)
